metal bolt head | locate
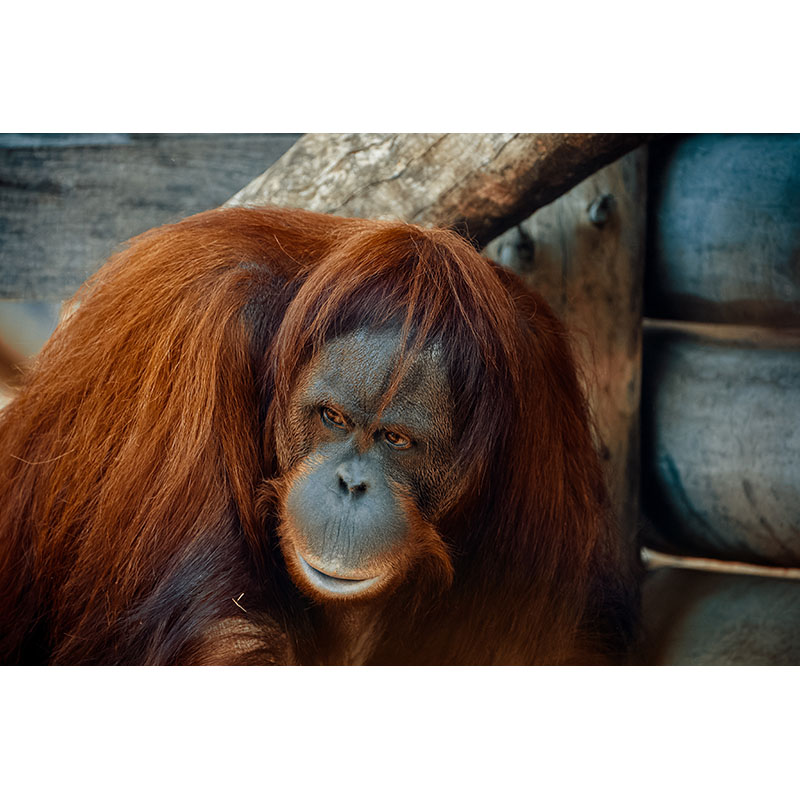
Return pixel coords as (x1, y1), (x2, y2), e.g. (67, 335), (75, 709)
(588, 194), (615, 227)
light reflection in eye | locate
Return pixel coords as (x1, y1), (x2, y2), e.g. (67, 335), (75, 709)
(321, 406), (347, 429)
(384, 430), (412, 450)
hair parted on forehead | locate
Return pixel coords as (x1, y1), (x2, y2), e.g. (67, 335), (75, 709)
(270, 218), (528, 461)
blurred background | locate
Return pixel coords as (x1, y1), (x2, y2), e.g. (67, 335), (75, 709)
(0, 133), (301, 406)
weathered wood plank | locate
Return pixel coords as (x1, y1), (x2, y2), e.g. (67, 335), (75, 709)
(647, 133), (800, 326)
(226, 133), (652, 248)
(0, 134), (301, 300)
(641, 320), (800, 565)
(485, 148), (647, 542)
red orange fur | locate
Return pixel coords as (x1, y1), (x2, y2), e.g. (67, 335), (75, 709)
(0, 207), (637, 664)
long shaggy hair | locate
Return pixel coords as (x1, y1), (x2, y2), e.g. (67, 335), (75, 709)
(0, 206), (637, 665)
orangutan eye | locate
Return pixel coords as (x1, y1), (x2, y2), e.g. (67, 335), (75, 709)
(384, 430), (412, 450)
(321, 407), (348, 429)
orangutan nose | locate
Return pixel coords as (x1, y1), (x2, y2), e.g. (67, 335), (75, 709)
(336, 462), (370, 497)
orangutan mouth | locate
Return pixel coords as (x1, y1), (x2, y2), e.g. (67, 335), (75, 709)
(294, 548), (382, 596)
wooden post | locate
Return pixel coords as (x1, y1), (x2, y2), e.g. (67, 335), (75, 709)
(484, 148), (648, 542)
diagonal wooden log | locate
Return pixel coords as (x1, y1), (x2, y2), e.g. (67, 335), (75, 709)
(225, 133), (652, 248)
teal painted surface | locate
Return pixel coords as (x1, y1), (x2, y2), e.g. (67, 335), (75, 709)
(648, 134), (800, 326)
(642, 329), (800, 565)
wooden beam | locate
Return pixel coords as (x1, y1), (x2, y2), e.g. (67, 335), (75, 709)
(226, 133), (653, 248)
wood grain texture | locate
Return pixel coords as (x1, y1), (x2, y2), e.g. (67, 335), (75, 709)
(485, 148), (647, 542)
(226, 133), (651, 248)
(0, 134), (300, 300)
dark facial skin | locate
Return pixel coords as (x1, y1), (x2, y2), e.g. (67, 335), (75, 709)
(276, 328), (455, 602)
